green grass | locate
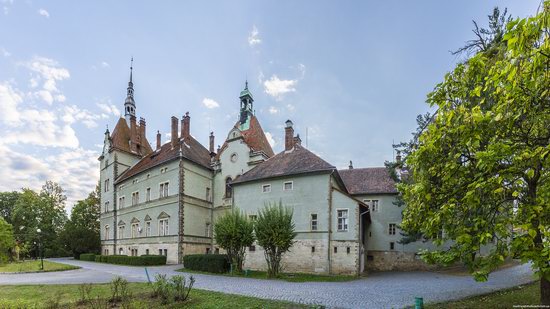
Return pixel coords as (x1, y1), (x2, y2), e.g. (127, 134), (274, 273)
(0, 260), (80, 273)
(425, 282), (540, 308)
(0, 283), (314, 308)
(176, 268), (358, 282)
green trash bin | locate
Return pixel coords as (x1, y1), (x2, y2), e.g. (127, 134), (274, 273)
(415, 297), (424, 309)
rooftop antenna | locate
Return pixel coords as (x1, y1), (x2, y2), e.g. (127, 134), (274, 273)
(392, 139), (395, 161)
(306, 127), (309, 148)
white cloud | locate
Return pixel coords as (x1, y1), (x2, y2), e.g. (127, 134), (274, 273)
(268, 106), (278, 114)
(202, 97), (220, 109)
(24, 56), (70, 105)
(265, 132), (276, 148)
(248, 25), (262, 46)
(38, 8), (50, 18)
(97, 101), (121, 117)
(0, 82), (23, 125)
(286, 104), (295, 111)
(101, 61), (110, 68)
(0, 47), (10, 57)
(263, 75), (297, 99)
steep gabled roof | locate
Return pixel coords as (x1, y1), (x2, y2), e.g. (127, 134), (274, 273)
(115, 135), (212, 184)
(217, 115), (275, 159)
(110, 117), (153, 156)
(338, 167), (398, 195)
(233, 144), (335, 184)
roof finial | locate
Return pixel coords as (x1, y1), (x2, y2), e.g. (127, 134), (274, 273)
(245, 79), (248, 90)
(129, 57), (133, 84)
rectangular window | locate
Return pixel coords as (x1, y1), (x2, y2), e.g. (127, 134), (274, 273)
(371, 200), (379, 212)
(146, 188), (151, 202)
(390, 242), (395, 250)
(310, 214), (318, 231)
(159, 249), (162, 255)
(104, 225), (109, 240)
(205, 223), (211, 237)
(159, 219), (169, 236)
(206, 187), (211, 202)
(283, 181), (293, 191)
(363, 199), (371, 211)
(131, 223), (139, 238)
(311, 246), (315, 253)
(163, 249), (167, 256)
(105, 201), (109, 213)
(145, 221), (151, 237)
(206, 248), (211, 254)
(146, 249), (149, 255)
(132, 192), (139, 206)
(118, 225), (125, 239)
(262, 184), (271, 193)
(249, 245), (256, 252)
(334, 247), (338, 254)
(337, 209), (348, 231)
(104, 179), (109, 192)
(119, 196), (125, 208)
(347, 247), (351, 254)
(159, 182), (169, 198)
(389, 223), (397, 235)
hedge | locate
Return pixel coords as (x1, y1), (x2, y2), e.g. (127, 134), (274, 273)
(79, 253), (96, 261)
(91, 254), (166, 266)
(183, 254), (230, 273)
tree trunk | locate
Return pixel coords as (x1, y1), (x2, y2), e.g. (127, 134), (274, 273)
(542, 276), (550, 305)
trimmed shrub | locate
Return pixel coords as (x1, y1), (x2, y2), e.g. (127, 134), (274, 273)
(93, 254), (166, 266)
(183, 254), (229, 273)
(80, 253), (96, 261)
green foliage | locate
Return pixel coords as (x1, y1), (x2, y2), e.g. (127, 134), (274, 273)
(109, 276), (129, 303)
(183, 254), (230, 273)
(0, 217), (15, 264)
(151, 273), (170, 302)
(255, 201), (296, 278)
(397, 2), (550, 303)
(0, 191), (20, 225)
(77, 283), (93, 305)
(213, 208), (254, 272)
(150, 274), (194, 304)
(61, 186), (101, 259)
(170, 275), (195, 302)
(79, 253), (96, 261)
(93, 254), (166, 266)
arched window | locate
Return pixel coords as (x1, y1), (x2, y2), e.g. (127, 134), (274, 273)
(225, 177), (232, 198)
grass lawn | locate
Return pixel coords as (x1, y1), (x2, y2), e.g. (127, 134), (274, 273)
(425, 282), (540, 308)
(0, 283), (313, 308)
(0, 260), (80, 273)
(176, 268), (358, 282)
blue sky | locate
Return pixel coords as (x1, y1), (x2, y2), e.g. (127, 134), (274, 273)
(0, 0), (542, 209)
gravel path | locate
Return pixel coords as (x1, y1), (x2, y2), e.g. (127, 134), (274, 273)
(0, 258), (536, 308)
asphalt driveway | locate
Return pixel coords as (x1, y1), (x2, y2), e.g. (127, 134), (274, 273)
(0, 258), (536, 308)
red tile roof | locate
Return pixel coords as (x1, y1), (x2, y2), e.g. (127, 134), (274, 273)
(233, 144), (335, 184)
(115, 135), (212, 184)
(217, 115), (274, 159)
(338, 167), (397, 195)
(110, 117), (153, 156)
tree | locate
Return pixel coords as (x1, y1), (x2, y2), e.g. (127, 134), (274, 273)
(0, 217), (15, 264)
(213, 208), (254, 272)
(61, 186), (101, 258)
(0, 191), (20, 225)
(254, 202), (296, 278)
(399, 2), (550, 304)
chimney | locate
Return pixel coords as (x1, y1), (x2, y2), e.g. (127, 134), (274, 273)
(217, 145), (221, 153)
(182, 112), (190, 141)
(293, 134), (302, 146)
(156, 130), (161, 150)
(349, 160), (353, 170)
(396, 150), (402, 164)
(130, 115), (137, 152)
(139, 117), (146, 144)
(285, 120), (294, 151)
(171, 116), (179, 147)
(209, 132), (215, 154)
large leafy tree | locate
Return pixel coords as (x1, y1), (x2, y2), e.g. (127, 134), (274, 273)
(0, 217), (15, 264)
(399, 3), (550, 304)
(213, 208), (254, 272)
(255, 202), (296, 278)
(0, 191), (20, 225)
(61, 185), (101, 258)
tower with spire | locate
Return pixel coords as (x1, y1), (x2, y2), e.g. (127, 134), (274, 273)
(239, 80), (254, 128)
(124, 58), (136, 125)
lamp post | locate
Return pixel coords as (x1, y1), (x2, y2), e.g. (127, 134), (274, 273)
(36, 228), (43, 270)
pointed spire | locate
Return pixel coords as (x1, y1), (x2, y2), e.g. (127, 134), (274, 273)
(245, 79), (248, 90)
(126, 57), (134, 98)
(124, 57), (136, 124)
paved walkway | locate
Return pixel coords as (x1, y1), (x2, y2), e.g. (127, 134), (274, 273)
(0, 258), (536, 308)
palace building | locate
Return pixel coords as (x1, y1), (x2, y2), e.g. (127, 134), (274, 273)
(99, 67), (442, 275)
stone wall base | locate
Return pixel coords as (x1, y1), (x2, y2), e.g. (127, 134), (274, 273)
(101, 243), (179, 264)
(366, 250), (436, 271)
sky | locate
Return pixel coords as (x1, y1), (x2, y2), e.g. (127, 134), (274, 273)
(0, 0), (543, 211)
